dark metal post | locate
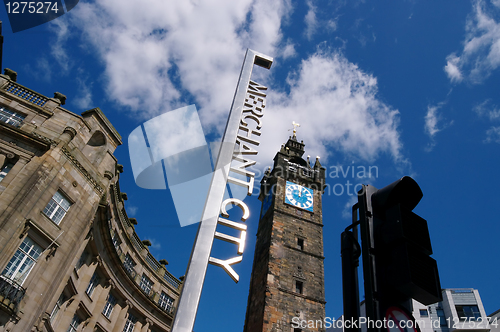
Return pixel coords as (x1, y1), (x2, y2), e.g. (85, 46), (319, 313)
(0, 21), (3, 73)
(358, 185), (380, 332)
(341, 227), (361, 332)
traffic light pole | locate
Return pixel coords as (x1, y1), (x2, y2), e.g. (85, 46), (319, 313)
(341, 203), (362, 332)
(358, 185), (381, 332)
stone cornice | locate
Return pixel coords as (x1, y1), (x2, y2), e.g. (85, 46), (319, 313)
(0, 122), (52, 151)
(61, 146), (104, 195)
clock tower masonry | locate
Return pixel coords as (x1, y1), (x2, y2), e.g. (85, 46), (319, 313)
(243, 131), (327, 332)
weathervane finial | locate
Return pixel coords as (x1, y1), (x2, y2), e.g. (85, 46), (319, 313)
(291, 121), (300, 138)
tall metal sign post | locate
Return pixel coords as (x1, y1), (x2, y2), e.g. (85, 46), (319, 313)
(171, 49), (273, 332)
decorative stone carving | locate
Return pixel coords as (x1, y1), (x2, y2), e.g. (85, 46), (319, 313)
(45, 246), (57, 260)
(107, 279), (116, 289)
(4, 68), (17, 82)
(63, 126), (77, 140)
(19, 221), (30, 239)
(104, 170), (114, 180)
(125, 299), (133, 309)
(30, 132), (57, 146)
(96, 255), (103, 266)
(61, 146), (104, 194)
(53, 92), (67, 105)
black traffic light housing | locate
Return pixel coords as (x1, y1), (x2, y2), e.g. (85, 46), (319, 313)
(372, 177), (442, 306)
(352, 176), (442, 332)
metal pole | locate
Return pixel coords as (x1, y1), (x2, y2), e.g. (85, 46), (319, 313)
(341, 229), (361, 332)
(358, 185), (380, 332)
(171, 49), (272, 332)
(0, 21), (3, 73)
(341, 203), (362, 332)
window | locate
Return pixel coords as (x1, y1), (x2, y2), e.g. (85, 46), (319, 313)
(0, 107), (25, 128)
(85, 272), (100, 297)
(67, 314), (81, 332)
(50, 293), (66, 322)
(297, 238), (304, 250)
(0, 162), (14, 182)
(295, 280), (303, 294)
(43, 191), (71, 225)
(436, 309), (446, 326)
(112, 232), (120, 249)
(102, 293), (116, 319)
(140, 274), (153, 295)
(158, 291), (174, 313)
(2, 236), (43, 284)
(123, 254), (136, 275)
(456, 305), (481, 320)
(122, 313), (137, 332)
(420, 309), (428, 317)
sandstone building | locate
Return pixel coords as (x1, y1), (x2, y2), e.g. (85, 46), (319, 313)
(0, 70), (181, 332)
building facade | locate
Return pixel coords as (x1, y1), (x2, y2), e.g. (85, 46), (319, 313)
(413, 288), (492, 332)
(0, 70), (181, 332)
(328, 288), (493, 332)
(243, 134), (327, 332)
(489, 309), (500, 332)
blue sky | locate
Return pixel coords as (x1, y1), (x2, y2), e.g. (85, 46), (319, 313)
(2, 0), (500, 330)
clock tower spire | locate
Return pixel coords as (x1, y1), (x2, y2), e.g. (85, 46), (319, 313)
(243, 131), (327, 332)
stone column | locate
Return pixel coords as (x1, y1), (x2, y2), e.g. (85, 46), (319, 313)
(111, 300), (131, 332)
(99, 171), (114, 204)
(52, 127), (77, 159)
(0, 153), (6, 169)
(57, 127), (77, 148)
(55, 296), (80, 332)
(85, 279), (114, 331)
(79, 261), (99, 292)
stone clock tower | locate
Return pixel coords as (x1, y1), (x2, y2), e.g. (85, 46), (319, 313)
(243, 131), (327, 332)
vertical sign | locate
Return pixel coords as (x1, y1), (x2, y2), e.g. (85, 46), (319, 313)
(171, 49), (273, 332)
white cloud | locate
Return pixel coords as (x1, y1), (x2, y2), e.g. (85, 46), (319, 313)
(485, 126), (500, 142)
(304, 0), (318, 40)
(444, 53), (463, 83)
(259, 51), (404, 165)
(52, 0), (405, 168)
(148, 238), (162, 251)
(73, 75), (93, 110)
(52, 0), (291, 130)
(445, 0), (500, 83)
(327, 18), (338, 32)
(127, 205), (138, 216)
(473, 99), (500, 120)
(49, 18), (72, 73)
(424, 102), (452, 151)
(473, 99), (500, 142)
(425, 105), (442, 138)
(281, 41), (297, 59)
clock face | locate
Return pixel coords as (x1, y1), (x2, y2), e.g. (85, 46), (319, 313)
(285, 181), (314, 212)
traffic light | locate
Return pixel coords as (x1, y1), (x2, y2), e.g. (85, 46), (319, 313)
(371, 176), (442, 306)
